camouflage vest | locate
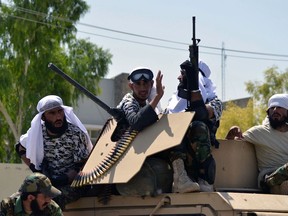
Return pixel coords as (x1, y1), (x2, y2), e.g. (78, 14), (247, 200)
(0, 193), (17, 216)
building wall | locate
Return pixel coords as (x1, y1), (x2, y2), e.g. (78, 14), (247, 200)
(223, 97), (251, 109)
(114, 73), (131, 105)
(73, 73), (130, 143)
(73, 73), (130, 123)
(74, 79), (115, 126)
(0, 163), (31, 200)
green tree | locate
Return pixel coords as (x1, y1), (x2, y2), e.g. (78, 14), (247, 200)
(217, 66), (288, 140)
(245, 66), (288, 123)
(217, 100), (254, 139)
(0, 1), (112, 162)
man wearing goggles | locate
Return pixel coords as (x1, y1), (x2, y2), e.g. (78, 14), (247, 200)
(117, 67), (164, 131)
(115, 67), (171, 196)
(127, 68), (154, 83)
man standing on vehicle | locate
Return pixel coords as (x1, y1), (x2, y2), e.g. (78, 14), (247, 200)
(15, 95), (93, 209)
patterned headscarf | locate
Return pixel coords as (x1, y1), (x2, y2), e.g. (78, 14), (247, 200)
(20, 95), (93, 170)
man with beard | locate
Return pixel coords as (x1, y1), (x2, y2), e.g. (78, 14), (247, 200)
(164, 59), (223, 193)
(114, 67), (174, 196)
(15, 95), (93, 209)
(226, 93), (288, 194)
(117, 67), (164, 130)
(0, 172), (62, 216)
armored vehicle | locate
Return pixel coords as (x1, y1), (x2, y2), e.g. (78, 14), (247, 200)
(48, 16), (288, 215)
(62, 113), (288, 216)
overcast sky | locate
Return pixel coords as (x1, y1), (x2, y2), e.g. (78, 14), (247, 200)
(76, 0), (288, 106)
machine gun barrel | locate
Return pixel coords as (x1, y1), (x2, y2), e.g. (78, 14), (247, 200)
(48, 63), (124, 122)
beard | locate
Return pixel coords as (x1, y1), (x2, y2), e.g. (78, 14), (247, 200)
(30, 199), (47, 215)
(45, 116), (68, 135)
(177, 76), (189, 99)
(177, 76), (187, 91)
(268, 115), (288, 129)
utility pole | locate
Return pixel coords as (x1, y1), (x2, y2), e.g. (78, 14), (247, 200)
(221, 42), (227, 101)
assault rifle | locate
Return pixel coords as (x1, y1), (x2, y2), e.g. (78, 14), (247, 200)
(187, 16), (200, 110)
(178, 16), (201, 110)
(48, 63), (128, 141)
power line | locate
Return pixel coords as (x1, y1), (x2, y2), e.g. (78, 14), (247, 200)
(3, 3), (188, 45)
(1, 2), (288, 61)
(1, 12), (189, 51)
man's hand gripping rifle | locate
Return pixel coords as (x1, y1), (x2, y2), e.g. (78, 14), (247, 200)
(48, 63), (128, 141)
(177, 16), (208, 121)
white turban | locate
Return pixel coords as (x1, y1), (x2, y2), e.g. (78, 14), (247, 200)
(267, 94), (288, 111)
(165, 59), (216, 113)
(20, 95), (93, 170)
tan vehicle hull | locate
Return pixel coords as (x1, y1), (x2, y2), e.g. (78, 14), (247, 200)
(65, 192), (288, 216)
(3, 63), (285, 215)
(64, 112), (288, 215)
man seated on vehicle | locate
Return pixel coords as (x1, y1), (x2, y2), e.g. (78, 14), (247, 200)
(164, 59), (223, 192)
(115, 67), (173, 196)
(225, 93), (288, 194)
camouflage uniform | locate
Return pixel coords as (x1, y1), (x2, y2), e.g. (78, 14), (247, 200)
(265, 163), (288, 187)
(0, 193), (62, 216)
(115, 80), (172, 196)
(170, 120), (215, 185)
(166, 95), (222, 185)
(164, 59), (222, 186)
(205, 97), (222, 149)
(41, 122), (89, 179)
(117, 93), (158, 131)
(41, 122), (90, 209)
(0, 173), (62, 216)
(187, 121), (212, 163)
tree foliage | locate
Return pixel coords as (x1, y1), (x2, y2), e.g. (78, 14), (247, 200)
(216, 100), (254, 139)
(217, 66), (288, 139)
(245, 66), (288, 123)
(0, 0), (112, 162)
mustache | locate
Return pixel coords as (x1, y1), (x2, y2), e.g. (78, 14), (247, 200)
(43, 202), (49, 207)
(45, 116), (68, 135)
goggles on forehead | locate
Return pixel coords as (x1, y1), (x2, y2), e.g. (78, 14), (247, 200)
(128, 68), (153, 83)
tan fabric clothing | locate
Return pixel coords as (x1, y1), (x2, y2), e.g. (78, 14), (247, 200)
(243, 124), (288, 172)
